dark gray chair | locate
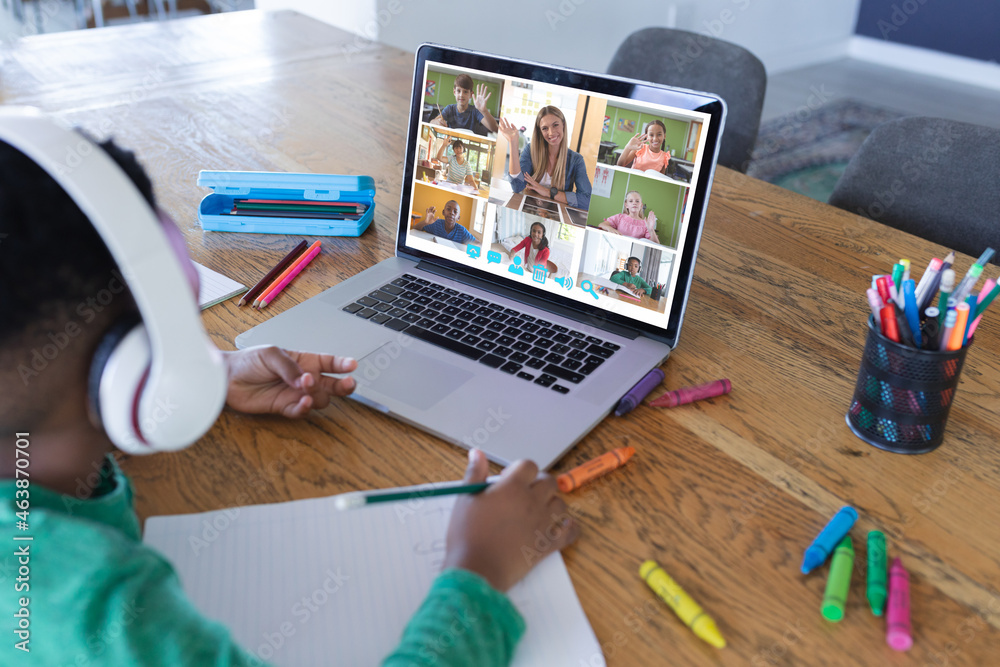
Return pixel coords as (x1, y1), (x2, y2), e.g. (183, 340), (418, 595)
(608, 27), (766, 173)
(829, 117), (1000, 262)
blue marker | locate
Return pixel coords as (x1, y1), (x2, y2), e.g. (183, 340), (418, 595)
(903, 280), (921, 348)
(801, 506), (859, 574)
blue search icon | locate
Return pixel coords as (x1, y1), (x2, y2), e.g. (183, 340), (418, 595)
(580, 280), (599, 300)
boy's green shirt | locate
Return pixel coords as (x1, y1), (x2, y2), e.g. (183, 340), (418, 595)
(610, 271), (653, 295)
(0, 456), (523, 666)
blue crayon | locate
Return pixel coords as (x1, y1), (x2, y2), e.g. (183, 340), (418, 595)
(801, 506), (859, 574)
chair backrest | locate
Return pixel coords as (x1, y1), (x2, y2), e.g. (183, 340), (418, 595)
(829, 117), (1000, 262)
(607, 27), (766, 173)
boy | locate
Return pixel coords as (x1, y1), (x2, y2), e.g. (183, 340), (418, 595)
(416, 200), (478, 244)
(611, 257), (653, 295)
(0, 122), (577, 665)
(430, 74), (499, 136)
(435, 136), (476, 187)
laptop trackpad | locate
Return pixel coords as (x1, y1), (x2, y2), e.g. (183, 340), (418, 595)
(356, 344), (473, 411)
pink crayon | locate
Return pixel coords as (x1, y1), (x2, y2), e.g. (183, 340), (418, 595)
(649, 379), (732, 408)
(886, 557), (913, 651)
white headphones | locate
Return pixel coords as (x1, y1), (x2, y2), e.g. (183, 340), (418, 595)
(0, 107), (228, 454)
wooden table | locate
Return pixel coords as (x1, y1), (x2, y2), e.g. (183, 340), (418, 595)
(5, 11), (1000, 665)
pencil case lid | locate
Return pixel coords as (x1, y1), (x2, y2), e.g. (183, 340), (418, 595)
(196, 170), (376, 201)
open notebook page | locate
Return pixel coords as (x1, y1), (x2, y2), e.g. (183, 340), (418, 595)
(144, 493), (604, 666)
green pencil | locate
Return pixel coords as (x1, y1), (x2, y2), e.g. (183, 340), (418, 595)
(334, 480), (494, 510)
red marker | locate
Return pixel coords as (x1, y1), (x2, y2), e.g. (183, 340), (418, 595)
(876, 276), (892, 306)
(879, 305), (900, 343)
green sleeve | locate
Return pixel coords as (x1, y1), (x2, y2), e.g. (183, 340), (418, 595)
(382, 569), (525, 667)
(0, 509), (266, 667)
(609, 271), (626, 285)
(636, 276), (652, 294)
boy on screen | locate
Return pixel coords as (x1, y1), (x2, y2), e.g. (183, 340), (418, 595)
(431, 74), (499, 135)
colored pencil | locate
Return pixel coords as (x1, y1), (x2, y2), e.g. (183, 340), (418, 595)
(253, 240), (321, 307)
(238, 240), (307, 306)
(258, 242), (322, 308)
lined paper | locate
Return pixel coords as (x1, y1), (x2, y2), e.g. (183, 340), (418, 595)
(144, 493), (604, 666)
(194, 261), (245, 309)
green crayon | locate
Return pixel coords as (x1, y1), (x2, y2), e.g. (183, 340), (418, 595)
(822, 535), (855, 622)
(867, 531), (888, 616)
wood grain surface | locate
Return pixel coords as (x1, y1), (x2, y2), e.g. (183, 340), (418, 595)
(4, 10), (999, 665)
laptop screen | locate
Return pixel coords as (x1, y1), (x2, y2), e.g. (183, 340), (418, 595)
(398, 45), (725, 344)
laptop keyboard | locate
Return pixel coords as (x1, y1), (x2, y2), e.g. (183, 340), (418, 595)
(342, 273), (620, 394)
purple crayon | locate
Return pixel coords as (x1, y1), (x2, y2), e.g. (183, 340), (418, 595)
(649, 378), (732, 408)
(801, 506), (858, 574)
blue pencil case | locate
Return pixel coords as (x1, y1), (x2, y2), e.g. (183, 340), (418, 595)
(196, 170), (375, 236)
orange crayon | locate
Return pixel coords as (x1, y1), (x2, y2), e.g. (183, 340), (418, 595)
(557, 446), (635, 493)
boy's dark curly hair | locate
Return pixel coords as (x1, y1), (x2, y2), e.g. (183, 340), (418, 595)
(0, 136), (154, 347)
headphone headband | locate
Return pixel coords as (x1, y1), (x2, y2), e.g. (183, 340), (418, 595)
(0, 107), (227, 452)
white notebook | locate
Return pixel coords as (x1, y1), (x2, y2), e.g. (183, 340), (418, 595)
(194, 262), (245, 309)
(144, 492), (604, 666)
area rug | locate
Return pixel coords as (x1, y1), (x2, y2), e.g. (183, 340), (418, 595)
(747, 99), (906, 203)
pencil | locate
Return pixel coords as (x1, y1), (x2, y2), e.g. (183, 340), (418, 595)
(334, 480), (494, 510)
(239, 241), (308, 306)
(253, 240), (321, 307)
(258, 242), (322, 308)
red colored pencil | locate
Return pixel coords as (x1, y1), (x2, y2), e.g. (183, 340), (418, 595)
(259, 243), (322, 308)
(254, 240), (321, 307)
(239, 240), (308, 306)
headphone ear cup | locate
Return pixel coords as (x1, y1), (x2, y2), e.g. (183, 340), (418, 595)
(88, 315), (153, 455)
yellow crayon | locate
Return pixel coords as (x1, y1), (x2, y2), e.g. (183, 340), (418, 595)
(639, 560), (726, 648)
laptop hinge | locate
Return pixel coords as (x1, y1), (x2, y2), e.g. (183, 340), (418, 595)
(416, 261), (641, 340)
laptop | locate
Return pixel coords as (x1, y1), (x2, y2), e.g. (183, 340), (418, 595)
(235, 44), (726, 470)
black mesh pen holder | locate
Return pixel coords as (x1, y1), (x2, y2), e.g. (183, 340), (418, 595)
(846, 316), (971, 454)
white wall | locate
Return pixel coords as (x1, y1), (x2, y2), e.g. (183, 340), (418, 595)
(256, 0), (862, 74)
(371, 0), (863, 75)
(686, 0), (861, 73)
(255, 0), (378, 38)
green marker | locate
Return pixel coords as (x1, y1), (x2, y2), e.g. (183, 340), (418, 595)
(822, 535), (854, 622)
(891, 263), (905, 306)
(867, 531), (888, 616)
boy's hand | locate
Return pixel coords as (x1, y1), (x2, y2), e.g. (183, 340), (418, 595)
(473, 84), (492, 113)
(424, 206), (437, 224)
(443, 449), (580, 592)
(223, 347), (357, 418)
